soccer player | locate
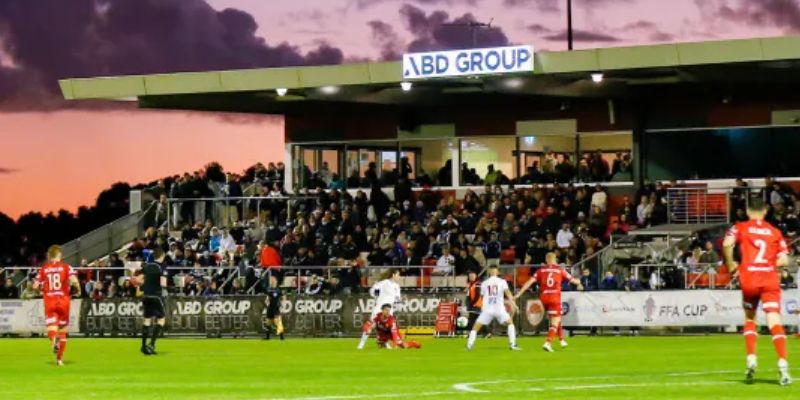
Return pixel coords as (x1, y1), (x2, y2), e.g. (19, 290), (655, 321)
(723, 197), (791, 385)
(265, 274), (285, 340)
(515, 252), (582, 352)
(466, 265), (520, 351)
(134, 248), (168, 355)
(33, 245), (80, 366)
(358, 269), (402, 350)
(373, 303), (421, 349)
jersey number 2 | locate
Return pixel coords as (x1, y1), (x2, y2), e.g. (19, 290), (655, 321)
(753, 239), (768, 263)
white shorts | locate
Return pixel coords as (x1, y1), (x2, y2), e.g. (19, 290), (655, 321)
(476, 309), (511, 325)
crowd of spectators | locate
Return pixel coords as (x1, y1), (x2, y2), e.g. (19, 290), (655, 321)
(300, 151), (634, 190)
(7, 163), (800, 301)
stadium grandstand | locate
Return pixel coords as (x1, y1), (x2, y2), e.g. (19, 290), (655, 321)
(3, 32), (800, 398)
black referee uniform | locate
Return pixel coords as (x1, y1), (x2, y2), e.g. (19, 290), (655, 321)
(142, 261), (167, 319)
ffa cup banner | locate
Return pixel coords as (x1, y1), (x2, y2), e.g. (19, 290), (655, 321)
(0, 299), (82, 334)
(559, 289), (800, 327)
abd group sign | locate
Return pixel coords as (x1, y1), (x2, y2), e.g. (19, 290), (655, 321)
(403, 45), (534, 80)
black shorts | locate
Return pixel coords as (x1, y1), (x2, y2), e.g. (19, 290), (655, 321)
(142, 296), (166, 319)
(266, 307), (281, 319)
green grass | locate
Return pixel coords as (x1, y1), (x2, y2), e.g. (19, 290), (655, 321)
(0, 335), (798, 399)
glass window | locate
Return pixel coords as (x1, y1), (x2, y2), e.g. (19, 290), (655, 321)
(517, 135), (576, 184)
(461, 137), (517, 186)
(400, 139), (453, 187)
(645, 127), (800, 181)
(578, 132), (633, 182)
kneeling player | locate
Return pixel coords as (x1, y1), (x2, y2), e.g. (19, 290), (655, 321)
(466, 265), (520, 351)
(134, 248), (168, 355)
(515, 253), (582, 352)
(723, 197), (791, 385)
(358, 269), (402, 349)
(374, 304), (421, 349)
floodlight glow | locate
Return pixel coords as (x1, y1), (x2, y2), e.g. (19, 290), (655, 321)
(276, 88), (288, 96)
(400, 82), (413, 91)
(591, 73), (604, 83)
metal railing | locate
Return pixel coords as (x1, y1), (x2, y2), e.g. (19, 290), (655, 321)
(60, 202), (156, 266)
(667, 187), (730, 224)
(165, 195), (318, 230)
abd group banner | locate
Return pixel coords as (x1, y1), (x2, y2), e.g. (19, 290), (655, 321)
(559, 289), (800, 327)
(0, 299), (82, 334)
(80, 294), (455, 337)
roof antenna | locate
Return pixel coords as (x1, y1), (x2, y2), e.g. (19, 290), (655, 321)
(442, 18), (495, 48)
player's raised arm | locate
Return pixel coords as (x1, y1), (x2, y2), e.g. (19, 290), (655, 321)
(722, 226), (738, 273)
(514, 276), (536, 299)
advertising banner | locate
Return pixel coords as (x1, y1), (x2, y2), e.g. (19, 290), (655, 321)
(402, 45), (534, 80)
(79, 294), (457, 337)
(0, 299), (82, 334)
(560, 290), (800, 327)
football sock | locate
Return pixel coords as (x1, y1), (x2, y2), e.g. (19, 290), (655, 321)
(467, 330), (477, 348)
(557, 323), (564, 340)
(357, 333), (369, 349)
(142, 325), (151, 348)
(507, 325), (517, 347)
(743, 320), (757, 356)
(151, 325), (162, 347)
(276, 319), (284, 335)
(47, 328), (57, 342)
(770, 325), (788, 361)
(546, 326), (557, 344)
(57, 332), (67, 361)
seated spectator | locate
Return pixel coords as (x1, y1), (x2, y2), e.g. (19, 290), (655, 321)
(579, 268), (596, 291)
(435, 247), (455, 275)
(780, 269), (795, 289)
(19, 280), (38, 299)
(624, 274), (642, 291)
(649, 270), (662, 290)
(0, 278), (19, 299)
(91, 282), (105, 301)
(219, 228), (237, 256)
(600, 271), (618, 290)
(698, 241), (720, 268)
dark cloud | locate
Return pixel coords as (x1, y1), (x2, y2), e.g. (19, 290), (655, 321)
(527, 24), (554, 34)
(368, 20), (404, 61)
(355, 0), (479, 10)
(0, 167), (19, 174)
(400, 5), (510, 52)
(543, 29), (622, 42)
(505, 0), (631, 10)
(0, 0), (345, 111)
(707, 0), (800, 32)
(620, 20), (674, 41)
(504, 0), (559, 12)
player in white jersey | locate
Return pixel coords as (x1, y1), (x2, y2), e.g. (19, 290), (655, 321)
(358, 269), (402, 349)
(466, 265), (520, 351)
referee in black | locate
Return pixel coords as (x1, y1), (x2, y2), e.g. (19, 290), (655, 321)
(135, 248), (168, 355)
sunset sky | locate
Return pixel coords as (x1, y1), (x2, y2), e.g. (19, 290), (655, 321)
(0, 0), (796, 219)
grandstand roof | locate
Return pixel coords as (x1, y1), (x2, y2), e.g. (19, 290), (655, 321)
(59, 36), (800, 113)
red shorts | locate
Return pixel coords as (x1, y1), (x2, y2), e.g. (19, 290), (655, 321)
(540, 296), (562, 317)
(741, 286), (781, 314)
(44, 297), (71, 328)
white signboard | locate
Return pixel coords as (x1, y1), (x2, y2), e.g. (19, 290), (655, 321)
(402, 45), (534, 80)
(0, 299), (82, 334)
(560, 290), (799, 327)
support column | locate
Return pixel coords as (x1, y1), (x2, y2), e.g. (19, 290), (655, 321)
(284, 144), (294, 193)
(451, 139), (460, 187)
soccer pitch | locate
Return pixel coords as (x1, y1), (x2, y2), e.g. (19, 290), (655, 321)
(1, 335), (797, 399)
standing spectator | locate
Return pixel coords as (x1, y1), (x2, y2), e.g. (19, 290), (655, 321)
(437, 160), (452, 187)
(219, 229), (237, 257)
(556, 223), (574, 249)
(649, 269), (662, 290)
(590, 185), (607, 214)
(259, 241), (283, 285)
(780, 269), (795, 289)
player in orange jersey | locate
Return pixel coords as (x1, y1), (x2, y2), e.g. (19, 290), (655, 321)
(723, 196), (791, 385)
(515, 252), (582, 352)
(32, 245), (80, 366)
